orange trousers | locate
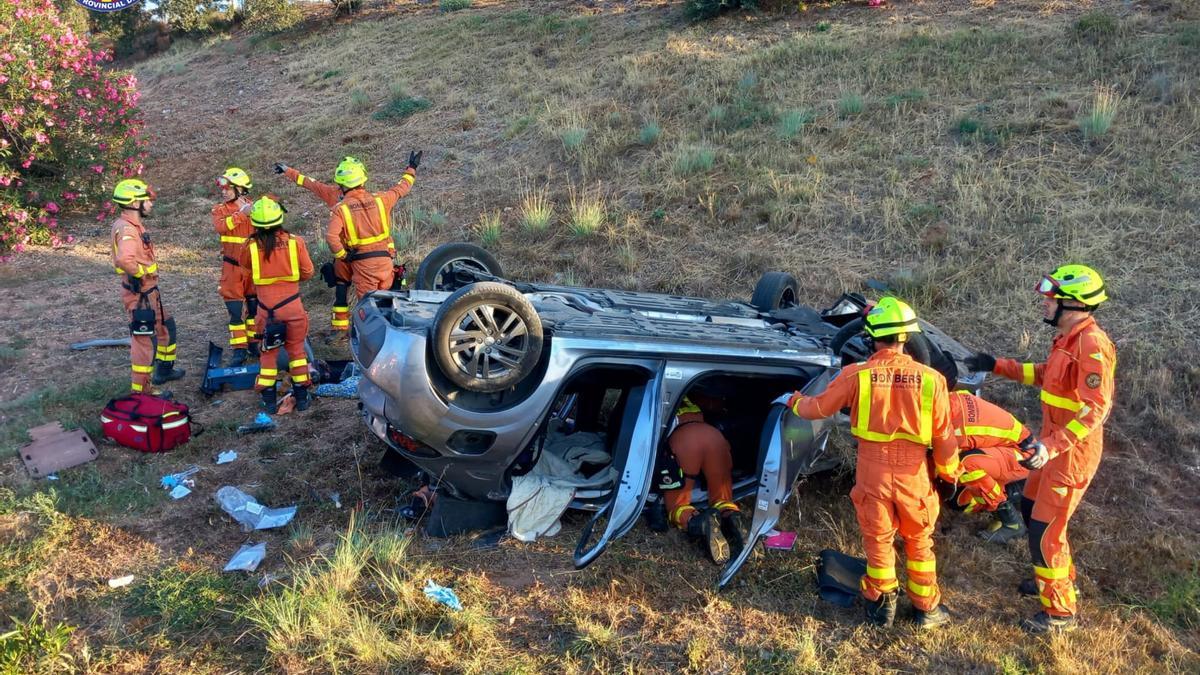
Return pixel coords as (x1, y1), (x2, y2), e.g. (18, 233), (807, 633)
(664, 422), (737, 528)
(852, 446), (941, 612)
(1023, 455), (1089, 617)
(253, 303), (310, 391)
(121, 285), (174, 393)
(957, 446), (1029, 513)
(331, 257), (393, 330)
(219, 261), (257, 348)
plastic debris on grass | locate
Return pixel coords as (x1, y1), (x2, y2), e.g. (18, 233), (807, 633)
(107, 575), (135, 588)
(237, 412), (277, 435)
(215, 450), (238, 464)
(169, 484), (191, 500)
(161, 466), (199, 490)
(423, 579), (463, 611)
(223, 542), (267, 572)
(215, 486), (297, 531)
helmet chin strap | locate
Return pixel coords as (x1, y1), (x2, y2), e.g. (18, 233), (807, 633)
(1044, 299), (1095, 327)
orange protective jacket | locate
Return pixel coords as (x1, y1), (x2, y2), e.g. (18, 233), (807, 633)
(238, 232), (315, 309)
(993, 316), (1115, 479)
(111, 215), (158, 292)
(948, 391), (1031, 451)
(792, 347), (959, 477)
(283, 167), (416, 261)
(211, 199), (254, 263)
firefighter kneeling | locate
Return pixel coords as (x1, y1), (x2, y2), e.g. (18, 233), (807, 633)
(239, 196), (315, 414)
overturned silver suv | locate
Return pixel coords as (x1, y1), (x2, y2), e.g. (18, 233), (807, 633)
(350, 243), (980, 586)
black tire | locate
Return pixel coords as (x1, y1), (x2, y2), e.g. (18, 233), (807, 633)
(415, 242), (503, 291)
(431, 282), (543, 393)
(750, 271), (799, 312)
(829, 317), (933, 366)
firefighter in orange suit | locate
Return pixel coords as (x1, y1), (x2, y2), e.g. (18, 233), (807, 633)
(110, 179), (184, 395)
(965, 264), (1115, 634)
(239, 196), (315, 414)
(787, 297), (959, 629)
(657, 396), (744, 563)
(945, 391), (1032, 544)
(212, 167), (259, 367)
(273, 152), (421, 332)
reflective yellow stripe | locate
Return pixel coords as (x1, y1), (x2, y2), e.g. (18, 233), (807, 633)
(293, 373), (310, 383)
(1051, 486), (1068, 497)
(229, 337), (248, 345)
(1041, 390), (1083, 412)
(225, 216), (236, 231)
(906, 559), (936, 573)
(1066, 419), (1089, 440)
(1040, 595), (1052, 607)
(158, 353), (177, 362)
(907, 580), (935, 597)
(220, 235), (247, 244)
(936, 454), (960, 476)
(131, 382), (144, 391)
(401, 172), (415, 185)
(334, 249), (347, 259)
(332, 306), (350, 313)
(1034, 565), (1071, 580)
(671, 505), (696, 525)
(256, 377), (275, 386)
(339, 200), (390, 247)
(289, 358), (308, 368)
(1022, 362), (1035, 385)
(963, 417), (1023, 442)
(296, 174), (306, 186)
(866, 565), (895, 580)
(852, 370), (935, 445)
(160, 344), (176, 353)
(132, 364), (154, 373)
(712, 500), (739, 512)
(960, 469), (988, 484)
(229, 323), (246, 331)
(249, 239), (300, 285)
(260, 368), (278, 376)
(331, 320), (350, 328)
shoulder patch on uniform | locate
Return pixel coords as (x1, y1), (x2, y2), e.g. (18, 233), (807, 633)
(1090, 352), (1104, 362)
(1085, 373), (1101, 389)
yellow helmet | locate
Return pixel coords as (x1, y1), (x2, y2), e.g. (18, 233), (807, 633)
(1037, 264), (1107, 307)
(218, 167), (253, 190)
(863, 296), (921, 339)
(333, 156), (367, 188)
(112, 179), (156, 205)
(249, 196), (285, 229)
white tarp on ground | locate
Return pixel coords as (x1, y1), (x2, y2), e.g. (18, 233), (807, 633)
(507, 431), (615, 542)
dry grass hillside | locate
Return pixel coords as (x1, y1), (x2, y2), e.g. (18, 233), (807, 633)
(1, 0), (1199, 672)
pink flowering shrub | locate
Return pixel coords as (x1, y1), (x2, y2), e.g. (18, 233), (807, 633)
(0, 0), (146, 256)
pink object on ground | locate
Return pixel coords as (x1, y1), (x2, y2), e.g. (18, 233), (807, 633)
(868, 0), (886, 6)
(763, 531), (798, 550)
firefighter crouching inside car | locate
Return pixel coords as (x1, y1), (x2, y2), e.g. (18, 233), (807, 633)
(273, 152), (421, 334)
(652, 395), (745, 564)
(942, 390), (1033, 545)
(787, 297), (959, 629)
(964, 264), (1115, 634)
(211, 167), (260, 367)
(110, 179), (184, 396)
(239, 196), (315, 414)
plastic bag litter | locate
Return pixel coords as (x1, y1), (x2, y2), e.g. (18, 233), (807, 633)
(169, 484), (191, 500)
(314, 375), (360, 399)
(237, 412), (277, 435)
(223, 542), (266, 572)
(161, 466), (199, 490)
(423, 579), (463, 611)
(107, 575), (135, 588)
(215, 450), (238, 464)
(215, 486), (297, 531)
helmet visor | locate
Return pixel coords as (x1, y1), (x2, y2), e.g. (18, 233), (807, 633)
(1036, 275), (1060, 297)
(217, 176), (231, 188)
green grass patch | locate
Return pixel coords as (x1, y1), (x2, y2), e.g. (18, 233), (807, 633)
(638, 122), (661, 146)
(672, 144), (716, 175)
(1139, 564), (1200, 630)
(777, 109), (815, 139)
(837, 93), (864, 118)
(51, 463), (164, 519)
(561, 127), (588, 152)
(884, 89), (927, 109)
(1073, 11), (1119, 43)
(372, 95), (431, 122)
(321, 69), (342, 79)
(124, 564), (251, 637)
(440, 0), (471, 11)
(505, 114), (534, 139)
(0, 490), (72, 605)
(476, 211), (502, 248)
(568, 188), (605, 237)
(0, 377), (125, 454)
(0, 611), (75, 674)
(519, 185), (554, 233)
(1079, 85), (1120, 140)
(349, 89), (371, 114)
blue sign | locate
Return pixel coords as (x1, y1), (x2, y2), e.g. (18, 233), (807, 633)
(76, 0), (141, 13)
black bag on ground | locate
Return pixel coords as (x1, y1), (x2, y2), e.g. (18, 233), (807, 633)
(816, 548), (868, 608)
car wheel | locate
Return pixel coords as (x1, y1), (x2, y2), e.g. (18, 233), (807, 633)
(751, 271), (799, 312)
(830, 317), (933, 366)
(431, 282), (544, 393)
(414, 242), (504, 291)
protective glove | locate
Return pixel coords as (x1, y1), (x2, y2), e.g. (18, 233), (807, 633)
(1019, 440), (1050, 470)
(320, 262), (337, 288)
(964, 352), (996, 373)
(273, 163), (288, 175)
(407, 150), (423, 171)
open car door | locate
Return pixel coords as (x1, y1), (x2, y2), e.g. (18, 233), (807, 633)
(573, 369), (664, 568)
(718, 369), (835, 588)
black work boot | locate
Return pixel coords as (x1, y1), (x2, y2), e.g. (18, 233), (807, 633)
(864, 591), (898, 627)
(1021, 611), (1077, 634)
(294, 385), (311, 411)
(979, 500), (1027, 544)
(227, 348), (249, 368)
(686, 510), (729, 564)
(915, 604), (952, 630)
(247, 341), (261, 358)
(260, 386), (278, 414)
(718, 509), (745, 560)
(151, 360), (185, 385)
(646, 500), (668, 533)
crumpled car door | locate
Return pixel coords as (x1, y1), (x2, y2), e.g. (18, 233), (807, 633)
(573, 369), (663, 568)
(718, 369), (834, 588)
